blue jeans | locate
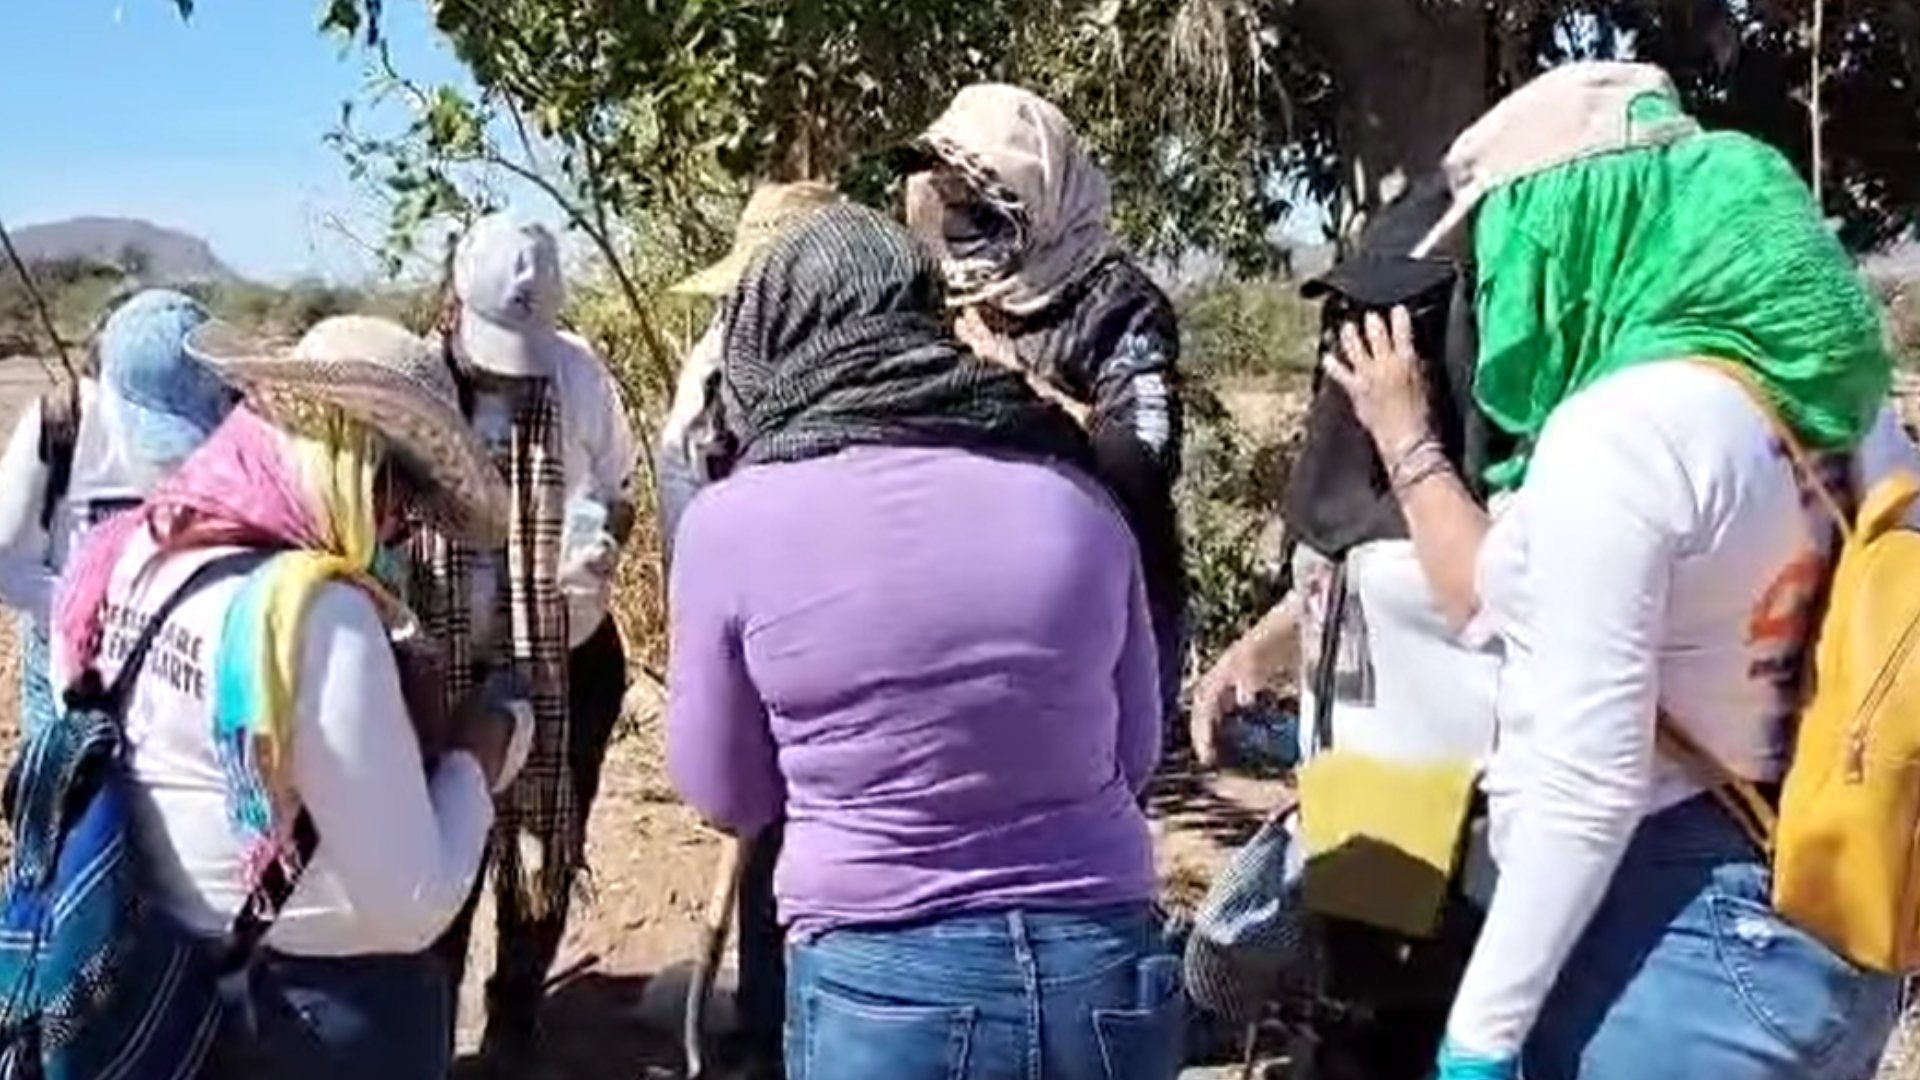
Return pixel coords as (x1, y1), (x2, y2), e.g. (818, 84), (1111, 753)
(786, 905), (1184, 1080)
(1525, 796), (1901, 1079)
(205, 951), (452, 1079)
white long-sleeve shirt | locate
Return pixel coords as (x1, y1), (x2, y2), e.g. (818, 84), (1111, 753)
(0, 379), (154, 625)
(1447, 361), (1920, 1058)
(73, 531), (496, 956)
(467, 331), (638, 651)
(1291, 541), (1500, 766)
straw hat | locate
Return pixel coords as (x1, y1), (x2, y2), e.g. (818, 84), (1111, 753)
(671, 182), (842, 297)
(186, 315), (509, 544)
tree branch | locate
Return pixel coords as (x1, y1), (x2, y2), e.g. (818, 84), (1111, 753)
(0, 215), (74, 384)
(1809, 0), (1826, 210)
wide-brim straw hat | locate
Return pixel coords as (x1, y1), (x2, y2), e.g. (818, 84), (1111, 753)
(671, 181), (842, 297)
(186, 315), (509, 545)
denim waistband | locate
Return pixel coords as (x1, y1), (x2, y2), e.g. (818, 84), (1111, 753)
(1628, 793), (1767, 865)
(821, 903), (1158, 946)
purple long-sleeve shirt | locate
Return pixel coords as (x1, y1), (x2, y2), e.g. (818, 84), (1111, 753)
(667, 445), (1160, 938)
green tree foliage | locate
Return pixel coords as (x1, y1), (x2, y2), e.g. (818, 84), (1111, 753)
(1502, 0), (1920, 249)
(176, 0), (1920, 267)
(322, 0), (1338, 288)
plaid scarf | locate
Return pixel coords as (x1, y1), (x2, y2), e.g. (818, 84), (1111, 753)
(409, 382), (575, 914)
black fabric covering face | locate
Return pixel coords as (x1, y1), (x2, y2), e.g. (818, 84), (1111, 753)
(1283, 185), (1509, 558)
(716, 203), (1089, 472)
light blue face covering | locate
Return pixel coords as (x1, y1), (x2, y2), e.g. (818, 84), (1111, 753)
(370, 543), (410, 598)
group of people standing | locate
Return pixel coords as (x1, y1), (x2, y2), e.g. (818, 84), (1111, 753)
(0, 215), (637, 1075)
(664, 61), (1918, 1080)
(0, 56), (1911, 1080)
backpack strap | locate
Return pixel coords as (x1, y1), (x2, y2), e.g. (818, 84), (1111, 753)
(219, 806), (318, 973)
(65, 550), (268, 716)
(1655, 711), (1777, 855)
(35, 384), (80, 535)
(1688, 359), (1852, 537)
(1661, 359), (1857, 855)
(67, 548), (317, 969)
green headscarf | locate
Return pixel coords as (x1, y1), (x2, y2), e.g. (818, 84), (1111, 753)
(1473, 101), (1891, 491)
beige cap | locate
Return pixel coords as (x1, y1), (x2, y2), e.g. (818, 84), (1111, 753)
(1412, 62), (1699, 258)
(672, 182), (842, 297)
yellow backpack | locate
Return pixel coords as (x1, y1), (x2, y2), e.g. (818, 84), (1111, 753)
(1662, 361), (1920, 973)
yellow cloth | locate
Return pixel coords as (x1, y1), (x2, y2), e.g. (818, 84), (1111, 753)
(248, 409), (395, 808)
(1296, 753), (1478, 939)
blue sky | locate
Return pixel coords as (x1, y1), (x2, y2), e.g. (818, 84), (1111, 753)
(0, 1), (466, 282)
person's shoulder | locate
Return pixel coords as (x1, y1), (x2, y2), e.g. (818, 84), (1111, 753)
(1534, 362), (1771, 521)
(550, 331), (614, 382)
(675, 470), (766, 553)
(303, 578), (389, 641)
(1074, 257), (1178, 368)
(1545, 362), (1757, 450)
(554, 329), (599, 361)
(1082, 258), (1173, 320)
(551, 331), (628, 408)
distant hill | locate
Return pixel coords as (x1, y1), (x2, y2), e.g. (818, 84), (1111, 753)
(10, 217), (237, 283)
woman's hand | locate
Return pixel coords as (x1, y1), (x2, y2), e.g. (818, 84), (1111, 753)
(1190, 642), (1270, 768)
(1189, 590), (1302, 768)
(1323, 307), (1433, 463)
(451, 670), (533, 793)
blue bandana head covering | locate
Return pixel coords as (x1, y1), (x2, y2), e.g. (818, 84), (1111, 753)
(97, 289), (234, 470)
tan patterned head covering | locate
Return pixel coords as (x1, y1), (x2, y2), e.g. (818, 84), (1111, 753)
(906, 84), (1117, 316)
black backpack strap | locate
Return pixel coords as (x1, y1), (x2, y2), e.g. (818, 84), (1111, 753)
(65, 550), (269, 716)
(220, 807), (318, 972)
(36, 384), (80, 534)
(1310, 559), (1350, 755)
(60, 546), (315, 970)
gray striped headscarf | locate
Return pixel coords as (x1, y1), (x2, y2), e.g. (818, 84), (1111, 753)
(716, 203), (1088, 470)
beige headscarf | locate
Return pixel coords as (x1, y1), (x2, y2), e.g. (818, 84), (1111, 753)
(906, 84), (1117, 317)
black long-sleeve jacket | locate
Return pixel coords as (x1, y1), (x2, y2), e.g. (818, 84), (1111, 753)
(976, 255), (1187, 701)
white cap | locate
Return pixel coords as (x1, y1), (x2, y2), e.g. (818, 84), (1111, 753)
(453, 214), (567, 377)
(1411, 62), (1694, 258)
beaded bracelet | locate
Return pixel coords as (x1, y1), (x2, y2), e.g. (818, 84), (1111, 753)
(1392, 452), (1452, 495)
(1386, 435), (1445, 489)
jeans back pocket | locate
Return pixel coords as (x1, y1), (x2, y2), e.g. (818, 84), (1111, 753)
(1708, 889), (1900, 1070)
(1092, 954), (1186, 1080)
(801, 984), (976, 1080)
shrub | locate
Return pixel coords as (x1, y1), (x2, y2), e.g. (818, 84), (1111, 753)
(1173, 278), (1317, 682)
(1889, 284), (1920, 368)
(1178, 278), (1319, 383)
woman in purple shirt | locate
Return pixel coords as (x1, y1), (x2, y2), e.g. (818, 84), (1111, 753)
(667, 205), (1181, 1080)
